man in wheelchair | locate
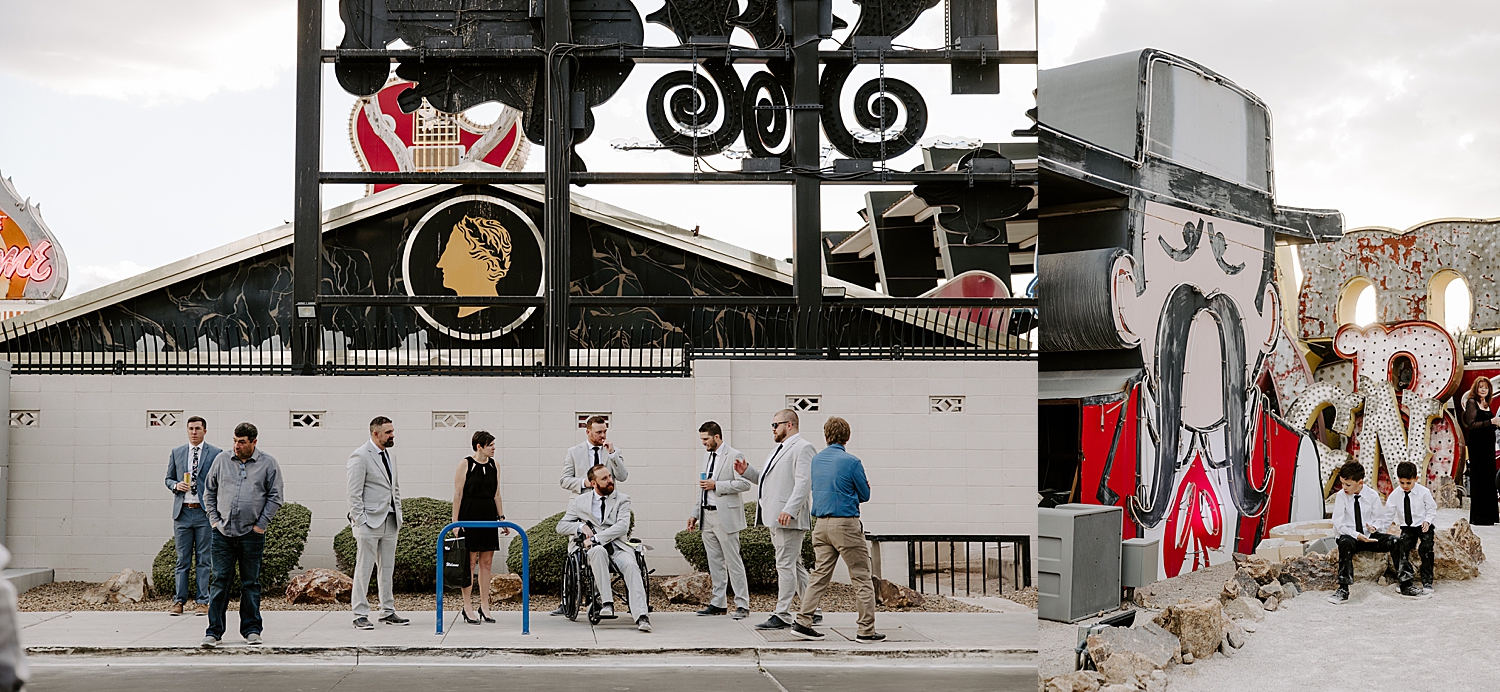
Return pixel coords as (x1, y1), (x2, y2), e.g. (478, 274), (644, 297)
(557, 464), (652, 632)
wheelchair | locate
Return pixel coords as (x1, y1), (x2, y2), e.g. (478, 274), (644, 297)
(560, 530), (653, 625)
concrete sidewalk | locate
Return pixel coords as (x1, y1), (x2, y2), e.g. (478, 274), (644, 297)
(18, 610), (1035, 663)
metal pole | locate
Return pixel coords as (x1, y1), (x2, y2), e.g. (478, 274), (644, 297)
(543, 0), (573, 370)
(790, 0), (822, 352)
(292, 0), (322, 375)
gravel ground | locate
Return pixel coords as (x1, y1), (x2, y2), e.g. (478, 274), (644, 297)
(1002, 585), (1038, 609)
(19, 577), (985, 614)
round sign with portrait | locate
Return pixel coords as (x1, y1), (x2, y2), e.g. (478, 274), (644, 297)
(402, 195), (545, 340)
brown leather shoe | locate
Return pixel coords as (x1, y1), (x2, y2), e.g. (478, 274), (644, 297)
(194, 603), (208, 616)
(169, 602), (183, 616)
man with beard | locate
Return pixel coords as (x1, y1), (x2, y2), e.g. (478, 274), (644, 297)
(558, 465), (651, 632)
(348, 416), (408, 629)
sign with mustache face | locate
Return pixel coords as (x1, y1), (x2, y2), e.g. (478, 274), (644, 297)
(402, 195), (545, 340)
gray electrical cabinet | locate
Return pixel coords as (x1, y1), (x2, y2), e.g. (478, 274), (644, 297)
(1038, 504), (1123, 623)
(1121, 537), (1160, 588)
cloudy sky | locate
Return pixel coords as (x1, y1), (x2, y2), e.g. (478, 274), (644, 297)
(0, 0), (1033, 296)
(1043, 0), (1500, 233)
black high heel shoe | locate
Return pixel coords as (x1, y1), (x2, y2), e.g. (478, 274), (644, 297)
(478, 607), (496, 624)
(461, 609), (480, 625)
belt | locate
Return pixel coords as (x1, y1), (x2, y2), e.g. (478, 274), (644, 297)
(701, 506), (717, 511)
(184, 503), (202, 508)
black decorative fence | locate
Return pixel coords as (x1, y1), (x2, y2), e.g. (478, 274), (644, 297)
(1459, 333), (1500, 363)
(0, 300), (1035, 376)
(864, 533), (1032, 598)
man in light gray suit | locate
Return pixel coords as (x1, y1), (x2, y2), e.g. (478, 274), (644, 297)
(686, 421), (751, 619)
(738, 408), (817, 630)
(347, 416), (408, 629)
(561, 415), (628, 494)
(164, 416), (222, 616)
(558, 465), (651, 632)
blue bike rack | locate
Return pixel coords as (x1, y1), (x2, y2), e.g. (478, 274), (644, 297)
(435, 521), (529, 635)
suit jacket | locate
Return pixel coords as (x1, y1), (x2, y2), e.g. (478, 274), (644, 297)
(688, 444), (752, 532)
(348, 440), (403, 529)
(741, 433), (816, 530)
(561, 441), (628, 494)
(165, 442), (223, 520)
(557, 489), (633, 551)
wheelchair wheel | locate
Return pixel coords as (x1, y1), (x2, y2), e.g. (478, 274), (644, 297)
(561, 551), (582, 622)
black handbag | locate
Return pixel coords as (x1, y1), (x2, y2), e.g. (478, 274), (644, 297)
(443, 533), (471, 588)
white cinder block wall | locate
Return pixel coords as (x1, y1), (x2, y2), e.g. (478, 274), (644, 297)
(6, 359), (1036, 582)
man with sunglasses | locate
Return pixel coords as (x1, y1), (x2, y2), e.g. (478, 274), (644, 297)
(201, 422), (283, 648)
(737, 409), (817, 630)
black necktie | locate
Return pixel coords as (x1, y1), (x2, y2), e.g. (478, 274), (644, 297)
(1353, 494), (1363, 534)
(593, 446), (601, 467)
(191, 447), (199, 480)
(703, 452), (717, 508)
(758, 444), (784, 502)
(597, 494), (606, 525)
(1405, 491), (1413, 526)
(380, 450), (393, 483)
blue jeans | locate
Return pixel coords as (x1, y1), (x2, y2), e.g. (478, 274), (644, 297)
(173, 506), (212, 604)
(206, 530), (265, 640)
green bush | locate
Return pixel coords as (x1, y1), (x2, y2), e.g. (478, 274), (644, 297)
(333, 497), (454, 592)
(506, 509), (636, 592)
(675, 502), (815, 587)
(151, 502), (312, 597)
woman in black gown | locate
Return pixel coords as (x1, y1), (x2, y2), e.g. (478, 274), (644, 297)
(451, 430), (509, 622)
(1462, 377), (1499, 526)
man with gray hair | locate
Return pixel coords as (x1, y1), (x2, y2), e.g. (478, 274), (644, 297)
(348, 416), (407, 629)
(202, 422), (283, 648)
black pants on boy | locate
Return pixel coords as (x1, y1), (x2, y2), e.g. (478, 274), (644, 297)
(1398, 525), (1435, 585)
(1336, 532), (1414, 586)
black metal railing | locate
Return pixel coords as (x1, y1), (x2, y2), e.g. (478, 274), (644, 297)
(0, 299), (1035, 376)
(1459, 333), (1500, 362)
(865, 533), (1032, 597)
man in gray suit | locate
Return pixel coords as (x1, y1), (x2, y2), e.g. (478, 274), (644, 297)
(561, 415), (628, 494)
(686, 421), (751, 619)
(164, 416), (222, 616)
(558, 465), (651, 632)
(347, 416), (408, 629)
(738, 409), (817, 630)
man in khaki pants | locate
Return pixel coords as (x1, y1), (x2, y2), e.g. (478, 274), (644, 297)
(790, 417), (884, 642)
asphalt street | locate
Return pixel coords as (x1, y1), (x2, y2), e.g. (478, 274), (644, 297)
(26, 660), (1036, 692)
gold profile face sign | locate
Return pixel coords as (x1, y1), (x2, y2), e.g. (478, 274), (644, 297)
(402, 195), (545, 340)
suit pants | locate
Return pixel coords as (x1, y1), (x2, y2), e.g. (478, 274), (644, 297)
(352, 514), (398, 618)
(768, 525), (808, 622)
(1336, 532), (1413, 586)
(587, 544), (648, 619)
(1398, 525), (1436, 585)
(798, 517), (876, 636)
(173, 506), (212, 604)
(701, 509), (749, 610)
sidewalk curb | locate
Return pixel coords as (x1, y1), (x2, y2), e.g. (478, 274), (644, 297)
(27, 646), (1036, 664)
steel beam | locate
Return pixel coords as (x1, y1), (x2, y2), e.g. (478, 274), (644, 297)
(292, 0), (322, 374)
(543, 0), (573, 369)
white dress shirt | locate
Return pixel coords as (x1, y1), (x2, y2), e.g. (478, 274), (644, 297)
(1332, 485), (1388, 538)
(1385, 483), (1437, 529)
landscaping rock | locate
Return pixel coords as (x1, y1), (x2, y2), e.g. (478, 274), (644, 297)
(1222, 594), (1264, 621)
(1152, 599), (1224, 660)
(1262, 595), (1280, 612)
(1086, 624), (1179, 685)
(1257, 580), (1283, 600)
(490, 574), (523, 604)
(1143, 670), (1168, 692)
(284, 568), (352, 605)
(874, 577), (925, 608)
(1280, 552), (1338, 591)
(83, 569), (151, 604)
(1223, 615), (1247, 649)
(1043, 671), (1105, 692)
(1232, 554), (1280, 584)
(1100, 685), (1137, 692)
(1182, 653), (1194, 665)
(1425, 518), (1485, 581)
(1230, 569), (1261, 599)
(660, 572), (714, 605)
(1432, 476), (1462, 509)
(1349, 551), (1389, 582)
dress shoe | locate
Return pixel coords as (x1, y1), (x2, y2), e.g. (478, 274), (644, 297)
(696, 605), (728, 616)
(194, 603), (208, 616)
(856, 633), (887, 642)
(599, 603), (615, 619)
(549, 606), (566, 616)
(380, 613), (411, 626)
(169, 602), (183, 616)
(790, 622), (824, 640)
(732, 607), (750, 620)
(755, 616), (789, 630)
(353, 616), (375, 630)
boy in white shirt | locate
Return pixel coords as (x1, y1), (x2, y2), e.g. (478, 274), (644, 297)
(1328, 461), (1416, 603)
(1387, 461), (1438, 595)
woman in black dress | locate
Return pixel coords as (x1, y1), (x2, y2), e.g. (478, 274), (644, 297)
(1462, 377), (1499, 526)
(451, 430), (508, 623)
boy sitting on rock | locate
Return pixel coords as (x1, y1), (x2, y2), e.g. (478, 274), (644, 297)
(1386, 460), (1437, 596)
(1328, 461), (1422, 603)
